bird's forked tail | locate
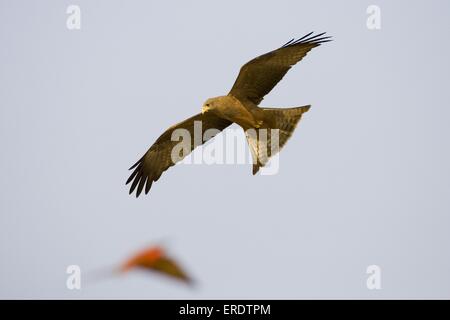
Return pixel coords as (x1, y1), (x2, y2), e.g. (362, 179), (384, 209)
(245, 105), (311, 174)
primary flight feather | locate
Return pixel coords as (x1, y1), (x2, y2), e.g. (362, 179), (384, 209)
(127, 32), (331, 196)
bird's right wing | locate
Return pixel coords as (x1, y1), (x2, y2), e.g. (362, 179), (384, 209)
(229, 32), (331, 105)
(126, 113), (232, 196)
(150, 257), (192, 284)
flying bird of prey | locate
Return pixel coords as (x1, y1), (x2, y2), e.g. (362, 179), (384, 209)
(127, 32), (331, 196)
(120, 245), (192, 284)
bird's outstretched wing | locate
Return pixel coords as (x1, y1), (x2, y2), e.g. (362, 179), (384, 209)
(150, 257), (192, 284)
(229, 32), (331, 105)
(126, 113), (231, 196)
(119, 246), (193, 284)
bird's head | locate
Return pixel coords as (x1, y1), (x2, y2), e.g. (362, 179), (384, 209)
(201, 98), (215, 115)
(202, 96), (227, 115)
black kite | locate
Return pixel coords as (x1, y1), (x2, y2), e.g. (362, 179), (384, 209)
(127, 32), (331, 196)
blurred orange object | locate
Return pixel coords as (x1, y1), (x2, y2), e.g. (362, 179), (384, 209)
(120, 246), (192, 284)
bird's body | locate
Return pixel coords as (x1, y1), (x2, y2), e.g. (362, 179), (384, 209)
(202, 95), (263, 129)
(126, 32), (331, 196)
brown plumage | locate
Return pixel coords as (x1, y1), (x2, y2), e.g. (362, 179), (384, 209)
(127, 32), (331, 196)
(127, 113), (231, 196)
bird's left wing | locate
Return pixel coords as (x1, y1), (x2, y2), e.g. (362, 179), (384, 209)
(229, 32), (331, 105)
(126, 113), (231, 196)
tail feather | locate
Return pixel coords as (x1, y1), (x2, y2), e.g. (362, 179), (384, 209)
(246, 105), (310, 174)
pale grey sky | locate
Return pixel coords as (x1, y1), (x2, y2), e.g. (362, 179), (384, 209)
(1, 0), (449, 298)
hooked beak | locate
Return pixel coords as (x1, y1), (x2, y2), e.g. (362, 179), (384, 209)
(201, 105), (210, 115)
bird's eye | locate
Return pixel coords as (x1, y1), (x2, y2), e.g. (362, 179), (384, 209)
(206, 103), (210, 107)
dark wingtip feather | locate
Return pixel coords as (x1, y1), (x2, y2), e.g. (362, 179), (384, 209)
(126, 166), (140, 185)
(285, 31), (314, 47)
(129, 157), (143, 170)
(282, 32), (332, 48)
(129, 173), (141, 195)
(136, 177), (147, 198)
(129, 163), (138, 170)
(145, 179), (153, 194)
(126, 154), (158, 196)
(280, 38), (295, 48)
